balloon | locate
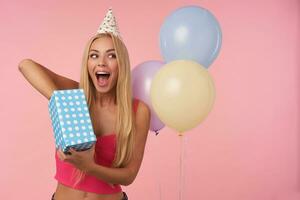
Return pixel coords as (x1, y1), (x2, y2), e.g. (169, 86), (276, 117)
(150, 60), (215, 134)
(131, 60), (166, 134)
(159, 6), (222, 68)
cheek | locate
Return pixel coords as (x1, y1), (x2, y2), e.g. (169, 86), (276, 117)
(112, 66), (118, 79)
(111, 60), (118, 72)
(87, 59), (94, 67)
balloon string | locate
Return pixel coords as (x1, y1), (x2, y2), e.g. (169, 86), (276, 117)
(179, 135), (186, 200)
(155, 134), (162, 200)
(159, 180), (162, 200)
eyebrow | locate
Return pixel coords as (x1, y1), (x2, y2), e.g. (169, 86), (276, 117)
(89, 49), (115, 53)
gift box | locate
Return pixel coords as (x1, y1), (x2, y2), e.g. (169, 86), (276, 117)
(48, 89), (96, 153)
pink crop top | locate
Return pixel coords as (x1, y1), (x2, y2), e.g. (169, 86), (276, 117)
(54, 98), (140, 194)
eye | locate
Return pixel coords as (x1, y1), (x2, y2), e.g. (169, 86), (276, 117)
(108, 53), (116, 59)
(89, 53), (98, 59)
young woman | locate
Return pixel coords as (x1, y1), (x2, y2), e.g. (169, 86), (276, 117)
(18, 9), (151, 200)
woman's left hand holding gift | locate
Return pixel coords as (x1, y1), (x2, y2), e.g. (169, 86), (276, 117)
(57, 145), (97, 173)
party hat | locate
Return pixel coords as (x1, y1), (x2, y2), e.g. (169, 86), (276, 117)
(97, 8), (121, 39)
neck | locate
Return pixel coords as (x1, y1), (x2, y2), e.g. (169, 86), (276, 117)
(94, 89), (116, 108)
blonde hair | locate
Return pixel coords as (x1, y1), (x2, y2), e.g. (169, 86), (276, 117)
(72, 33), (135, 186)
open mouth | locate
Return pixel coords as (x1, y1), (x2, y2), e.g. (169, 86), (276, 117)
(95, 71), (111, 87)
(95, 71), (111, 80)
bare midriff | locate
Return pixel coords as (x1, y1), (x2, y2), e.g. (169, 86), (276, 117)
(54, 183), (123, 200)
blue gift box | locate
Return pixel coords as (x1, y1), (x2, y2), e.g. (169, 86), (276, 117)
(48, 89), (96, 153)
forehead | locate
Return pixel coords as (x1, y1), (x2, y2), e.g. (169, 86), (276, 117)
(90, 36), (114, 51)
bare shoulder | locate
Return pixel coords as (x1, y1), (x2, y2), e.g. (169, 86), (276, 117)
(134, 100), (151, 138)
(135, 100), (151, 122)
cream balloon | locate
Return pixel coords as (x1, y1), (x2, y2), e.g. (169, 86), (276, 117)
(150, 60), (216, 135)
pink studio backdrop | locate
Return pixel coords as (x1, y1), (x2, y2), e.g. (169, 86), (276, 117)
(1, 0), (299, 199)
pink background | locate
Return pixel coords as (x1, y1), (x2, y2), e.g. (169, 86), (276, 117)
(1, 0), (299, 199)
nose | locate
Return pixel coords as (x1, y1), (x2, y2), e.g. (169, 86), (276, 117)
(97, 56), (107, 67)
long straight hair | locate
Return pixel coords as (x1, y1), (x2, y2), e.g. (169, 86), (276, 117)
(72, 33), (135, 186)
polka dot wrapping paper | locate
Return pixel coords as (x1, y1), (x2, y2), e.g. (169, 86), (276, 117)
(48, 89), (96, 153)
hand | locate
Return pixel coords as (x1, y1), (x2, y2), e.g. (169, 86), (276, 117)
(57, 144), (96, 173)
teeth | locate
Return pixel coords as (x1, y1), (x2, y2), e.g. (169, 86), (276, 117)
(96, 71), (110, 75)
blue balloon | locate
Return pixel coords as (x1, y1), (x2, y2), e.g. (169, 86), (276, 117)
(159, 6), (222, 68)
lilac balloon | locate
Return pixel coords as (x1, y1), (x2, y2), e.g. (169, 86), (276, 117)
(132, 60), (165, 135)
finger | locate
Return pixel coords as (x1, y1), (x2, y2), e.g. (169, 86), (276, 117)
(69, 148), (77, 154)
(59, 149), (73, 160)
(63, 152), (74, 162)
(86, 146), (93, 152)
(57, 149), (66, 161)
(64, 158), (74, 165)
(88, 144), (96, 152)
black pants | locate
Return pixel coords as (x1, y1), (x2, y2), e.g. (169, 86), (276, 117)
(51, 192), (128, 200)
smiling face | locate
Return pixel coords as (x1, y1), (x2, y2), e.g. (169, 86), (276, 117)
(87, 36), (119, 94)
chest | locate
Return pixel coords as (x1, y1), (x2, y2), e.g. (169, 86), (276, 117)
(90, 106), (117, 137)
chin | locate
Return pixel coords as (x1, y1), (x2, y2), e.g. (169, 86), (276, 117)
(94, 83), (116, 94)
(95, 86), (111, 93)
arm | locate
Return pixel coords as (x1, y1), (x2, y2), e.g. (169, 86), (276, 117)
(60, 101), (151, 185)
(88, 101), (151, 185)
(18, 59), (79, 100)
